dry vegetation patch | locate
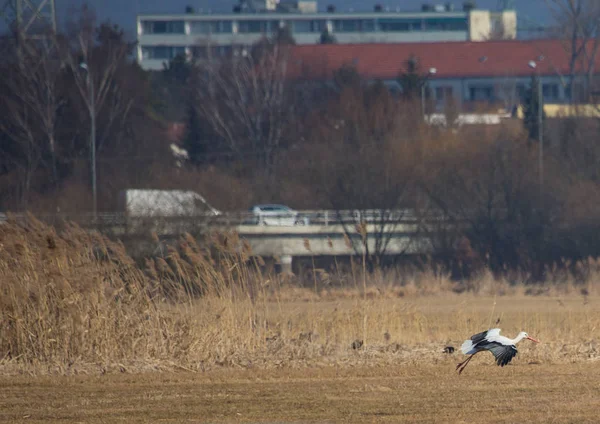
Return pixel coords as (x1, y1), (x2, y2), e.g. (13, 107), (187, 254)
(1, 218), (599, 376)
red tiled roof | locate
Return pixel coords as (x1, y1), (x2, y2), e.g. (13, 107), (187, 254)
(287, 39), (598, 80)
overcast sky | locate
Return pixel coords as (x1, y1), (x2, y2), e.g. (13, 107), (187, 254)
(53, 0), (551, 37)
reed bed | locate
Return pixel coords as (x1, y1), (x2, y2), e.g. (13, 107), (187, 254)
(0, 217), (599, 375)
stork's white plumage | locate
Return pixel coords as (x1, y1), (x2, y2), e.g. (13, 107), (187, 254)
(456, 328), (540, 375)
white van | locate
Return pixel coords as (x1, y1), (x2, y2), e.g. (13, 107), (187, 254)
(118, 190), (220, 217)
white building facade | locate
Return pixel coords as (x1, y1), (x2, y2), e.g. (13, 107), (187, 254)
(136, 1), (517, 70)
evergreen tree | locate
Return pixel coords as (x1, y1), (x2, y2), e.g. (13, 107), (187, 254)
(333, 64), (362, 91)
(522, 74), (546, 142)
(162, 53), (191, 85)
(397, 55), (428, 100)
(319, 27), (337, 44)
(250, 25), (296, 60)
(182, 73), (221, 166)
(273, 25), (296, 45)
(182, 97), (205, 165)
(179, 67), (214, 166)
(156, 54), (195, 120)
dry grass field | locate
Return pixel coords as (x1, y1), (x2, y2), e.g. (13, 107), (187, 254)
(1, 218), (600, 422)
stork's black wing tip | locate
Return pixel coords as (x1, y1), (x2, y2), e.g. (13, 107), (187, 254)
(495, 345), (518, 367)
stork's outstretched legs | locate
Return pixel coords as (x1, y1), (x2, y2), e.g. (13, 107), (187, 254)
(456, 353), (477, 375)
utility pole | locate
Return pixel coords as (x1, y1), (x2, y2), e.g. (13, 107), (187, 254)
(538, 73), (543, 191)
(421, 67), (437, 122)
(80, 63), (97, 221)
(528, 60), (544, 192)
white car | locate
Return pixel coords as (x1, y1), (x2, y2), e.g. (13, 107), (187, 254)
(250, 204), (309, 226)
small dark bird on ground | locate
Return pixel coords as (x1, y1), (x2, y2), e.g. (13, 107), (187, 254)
(351, 339), (363, 350)
(443, 346), (455, 354)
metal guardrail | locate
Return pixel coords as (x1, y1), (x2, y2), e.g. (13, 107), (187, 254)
(4, 209), (451, 230)
(11, 209), (444, 227)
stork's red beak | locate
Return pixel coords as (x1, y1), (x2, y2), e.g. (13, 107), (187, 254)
(526, 336), (540, 343)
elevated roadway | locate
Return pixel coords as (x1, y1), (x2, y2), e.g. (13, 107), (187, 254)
(11, 210), (455, 272)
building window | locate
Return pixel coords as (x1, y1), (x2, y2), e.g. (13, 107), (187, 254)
(190, 21), (211, 34)
(291, 19), (325, 33)
(270, 20), (282, 31)
(190, 20), (233, 34)
(332, 19), (375, 33)
(378, 18), (422, 32)
(424, 17), (468, 31)
(292, 20), (310, 33)
(142, 21), (152, 34)
(333, 19), (375, 32)
(516, 84), (526, 101)
(191, 45), (208, 59)
(191, 44), (237, 58)
(469, 85), (494, 101)
(220, 21), (233, 33)
(362, 20), (376, 32)
(333, 19), (358, 32)
(238, 20), (269, 33)
(142, 20), (185, 34)
(213, 45), (232, 57)
(141, 45), (186, 60)
(542, 83), (559, 101)
(435, 86), (453, 103)
(565, 83), (586, 103)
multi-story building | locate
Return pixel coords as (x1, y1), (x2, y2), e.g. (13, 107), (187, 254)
(285, 39), (596, 111)
(137, 0), (517, 70)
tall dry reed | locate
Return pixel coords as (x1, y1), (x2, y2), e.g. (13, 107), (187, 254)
(1, 217), (599, 374)
(0, 217), (269, 372)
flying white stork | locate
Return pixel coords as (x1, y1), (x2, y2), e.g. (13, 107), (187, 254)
(456, 328), (540, 375)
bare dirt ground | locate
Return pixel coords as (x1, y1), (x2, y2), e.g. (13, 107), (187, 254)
(2, 362), (599, 423)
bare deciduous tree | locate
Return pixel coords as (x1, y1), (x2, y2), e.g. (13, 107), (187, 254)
(303, 77), (425, 270)
(64, 18), (133, 145)
(421, 127), (569, 279)
(60, 7), (134, 213)
(546, 0), (600, 102)
(193, 41), (292, 176)
(0, 82), (43, 207)
(0, 34), (60, 207)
